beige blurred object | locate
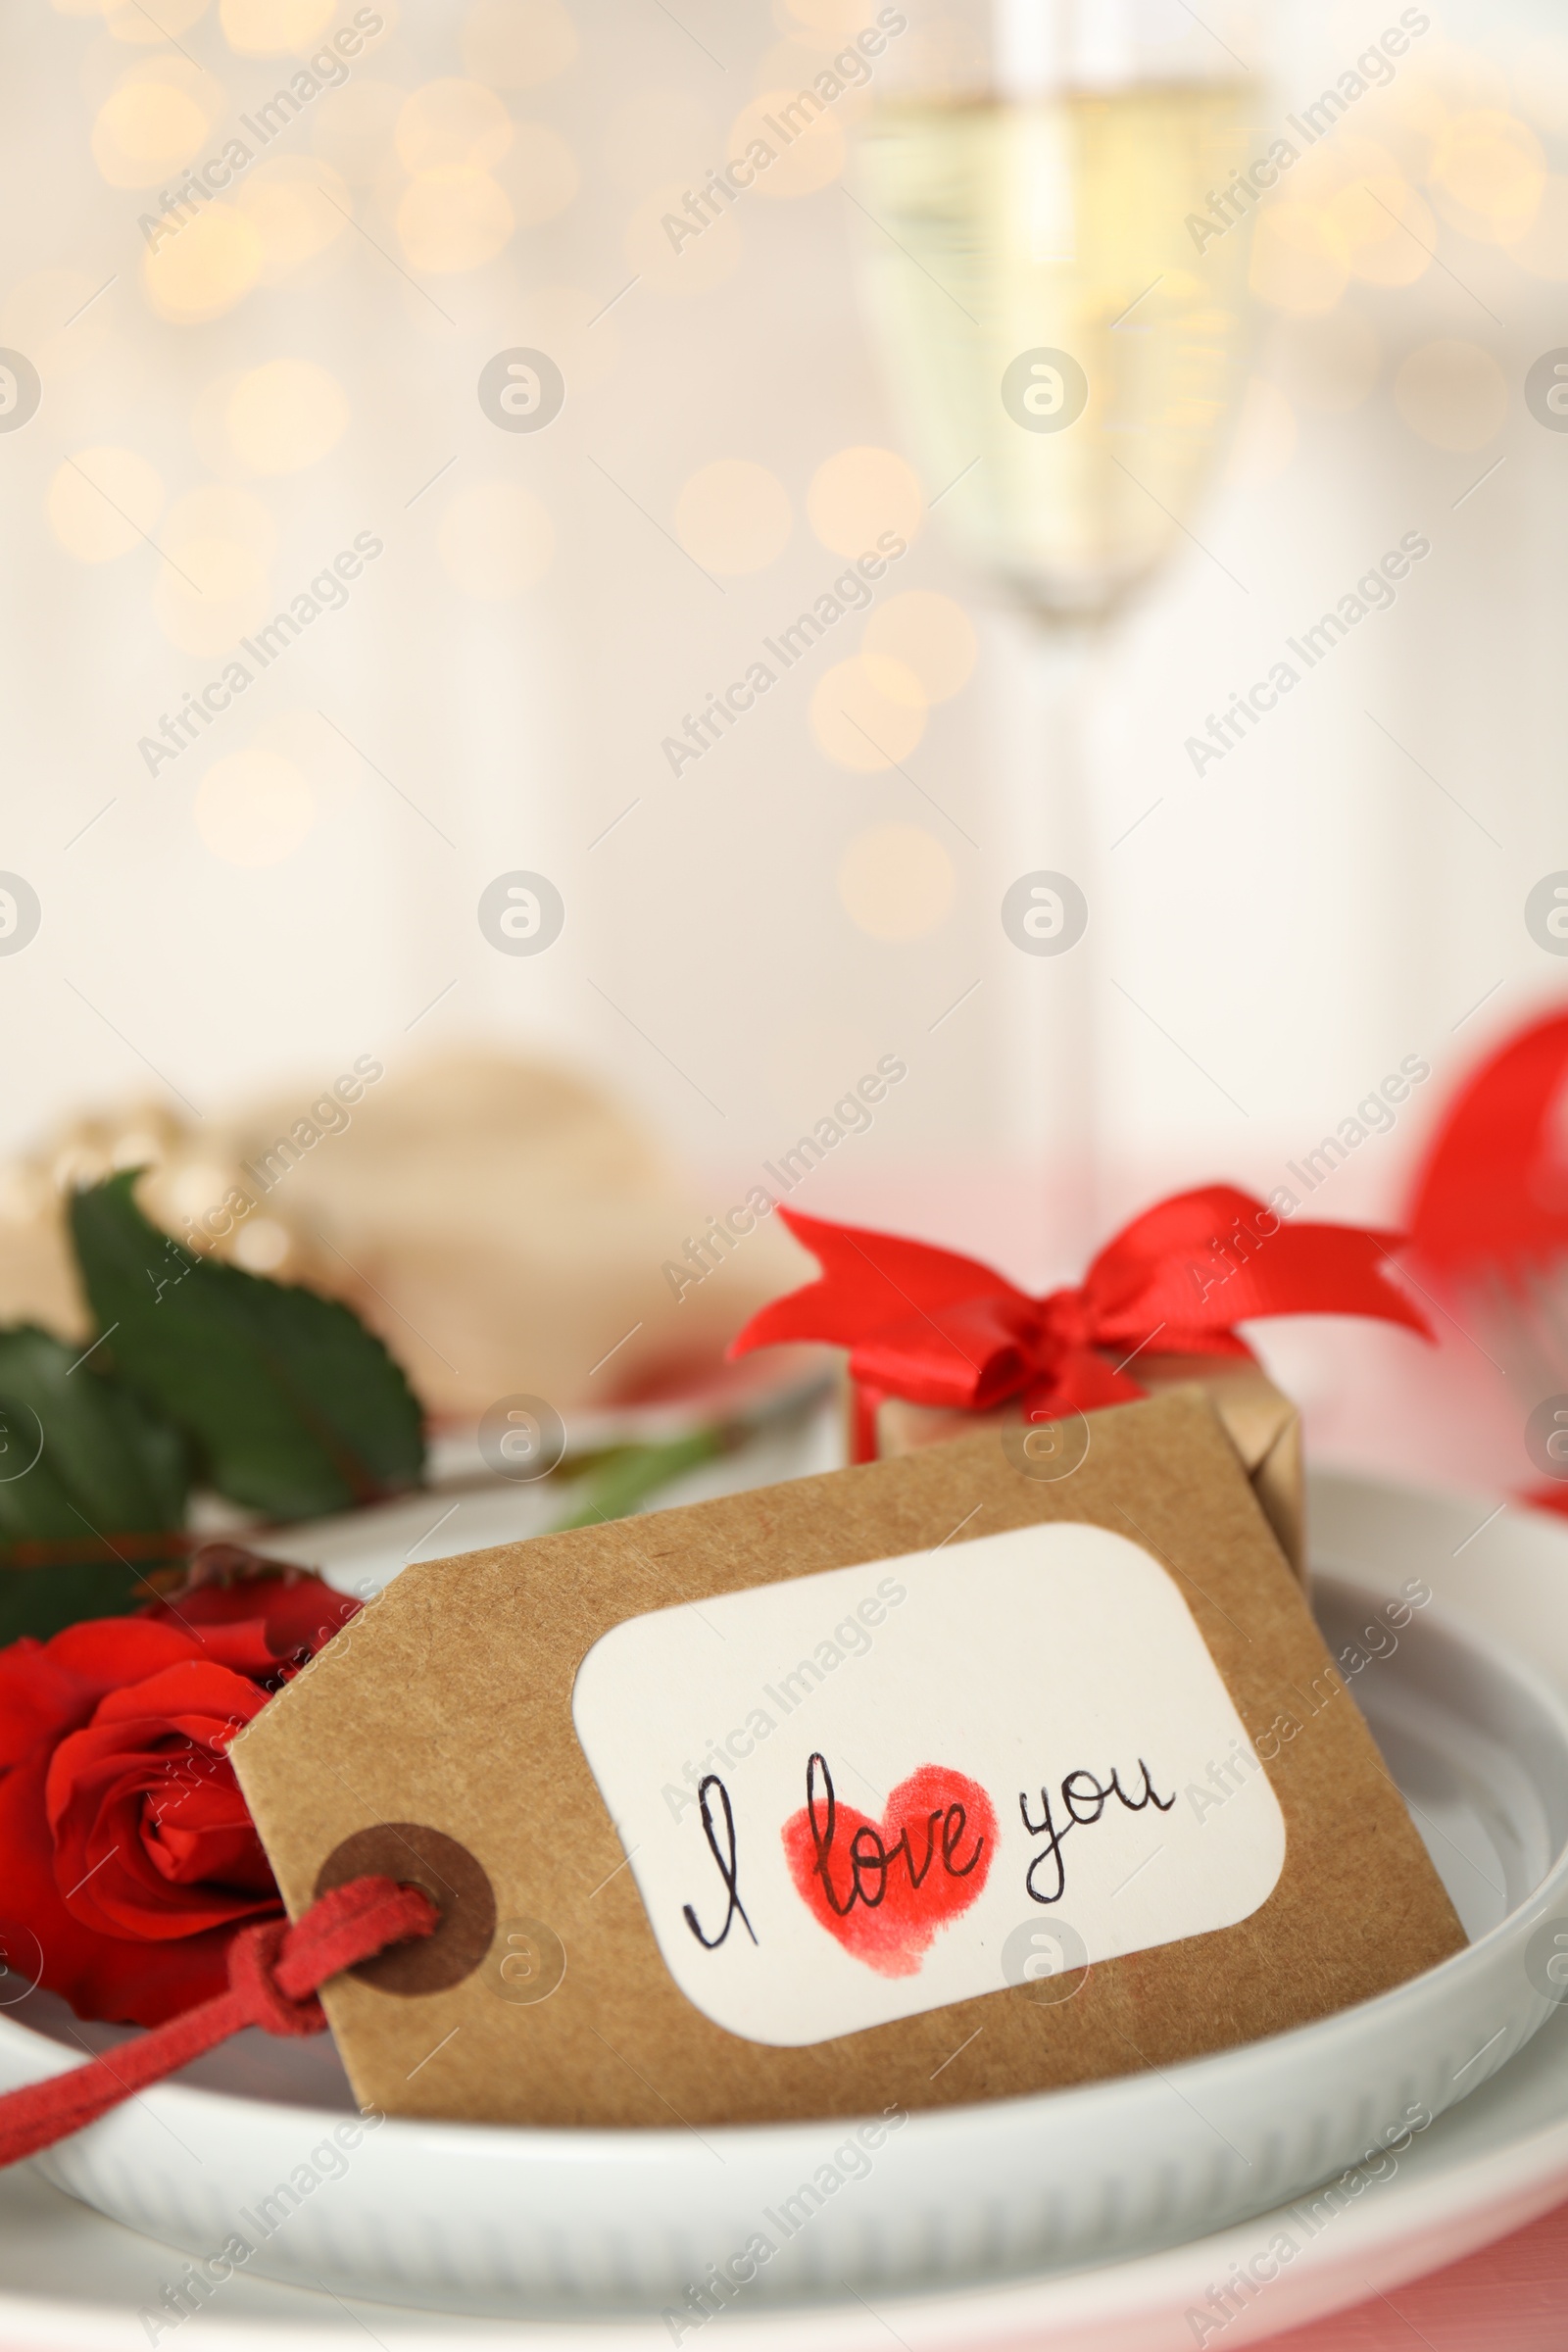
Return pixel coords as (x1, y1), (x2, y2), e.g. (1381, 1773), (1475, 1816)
(0, 1171), (84, 1339)
(0, 1053), (808, 1422)
(874, 1354), (1304, 1580)
(209, 1052), (808, 1416)
(0, 1100), (193, 1342)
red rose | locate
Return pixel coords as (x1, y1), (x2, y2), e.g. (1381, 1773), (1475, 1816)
(0, 1571), (358, 2026)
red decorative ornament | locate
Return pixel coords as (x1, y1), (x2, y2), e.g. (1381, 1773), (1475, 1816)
(732, 1185), (1432, 1460)
(1406, 1006), (1568, 1513)
(1407, 1007), (1568, 1275)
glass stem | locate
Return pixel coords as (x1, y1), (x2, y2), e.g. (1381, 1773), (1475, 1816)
(994, 612), (1101, 1272)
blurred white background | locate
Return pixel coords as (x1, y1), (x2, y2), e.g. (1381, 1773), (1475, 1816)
(1, 0), (1565, 1486)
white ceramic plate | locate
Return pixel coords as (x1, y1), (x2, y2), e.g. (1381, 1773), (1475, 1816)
(4, 1471), (1568, 2322)
(1, 1995), (1567, 2352)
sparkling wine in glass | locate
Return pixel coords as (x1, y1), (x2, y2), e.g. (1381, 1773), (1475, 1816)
(858, 75), (1259, 619)
(852, 1), (1269, 1243)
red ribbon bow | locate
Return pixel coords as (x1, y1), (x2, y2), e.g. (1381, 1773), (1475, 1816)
(732, 1185), (1431, 1461)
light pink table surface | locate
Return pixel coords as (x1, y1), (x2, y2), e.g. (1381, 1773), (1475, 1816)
(1261, 2193), (1568, 2347)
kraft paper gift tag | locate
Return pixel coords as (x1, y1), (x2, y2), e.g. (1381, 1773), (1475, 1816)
(876, 1355), (1305, 1578)
(232, 1390), (1463, 2129)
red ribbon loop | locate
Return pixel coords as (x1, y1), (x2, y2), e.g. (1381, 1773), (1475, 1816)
(732, 1184), (1431, 1461)
(226, 1918), (327, 2038)
(0, 1874), (437, 2170)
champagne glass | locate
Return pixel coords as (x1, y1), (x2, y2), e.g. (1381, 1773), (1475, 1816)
(852, 0), (1269, 1247)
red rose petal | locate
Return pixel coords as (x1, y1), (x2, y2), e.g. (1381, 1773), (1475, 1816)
(0, 1750), (246, 2026)
(140, 1573), (360, 1663)
(0, 1642), (104, 1769)
(0, 1570), (358, 2026)
(80, 1659), (272, 1737)
(143, 1619), (279, 1678)
(49, 1741), (275, 1940)
(152, 1817), (273, 1894)
(48, 1620), (203, 1681)
(46, 1663), (277, 1941)
(258, 1577), (360, 1660)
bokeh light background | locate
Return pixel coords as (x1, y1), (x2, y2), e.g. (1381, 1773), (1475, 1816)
(2, 0), (1567, 1482)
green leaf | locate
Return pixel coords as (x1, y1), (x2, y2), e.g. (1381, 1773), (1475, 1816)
(550, 1430), (723, 1532)
(0, 1324), (190, 1636)
(0, 1324), (188, 1544)
(69, 1172), (425, 1521)
(0, 1560), (158, 1645)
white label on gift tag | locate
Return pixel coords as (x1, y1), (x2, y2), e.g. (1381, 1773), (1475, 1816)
(571, 1522), (1286, 2047)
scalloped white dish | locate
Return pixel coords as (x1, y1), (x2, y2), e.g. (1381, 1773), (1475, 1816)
(1, 1472), (1566, 2324)
(2, 2005), (1568, 2352)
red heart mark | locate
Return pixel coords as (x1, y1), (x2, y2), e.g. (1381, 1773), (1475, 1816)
(782, 1753), (997, 1979)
